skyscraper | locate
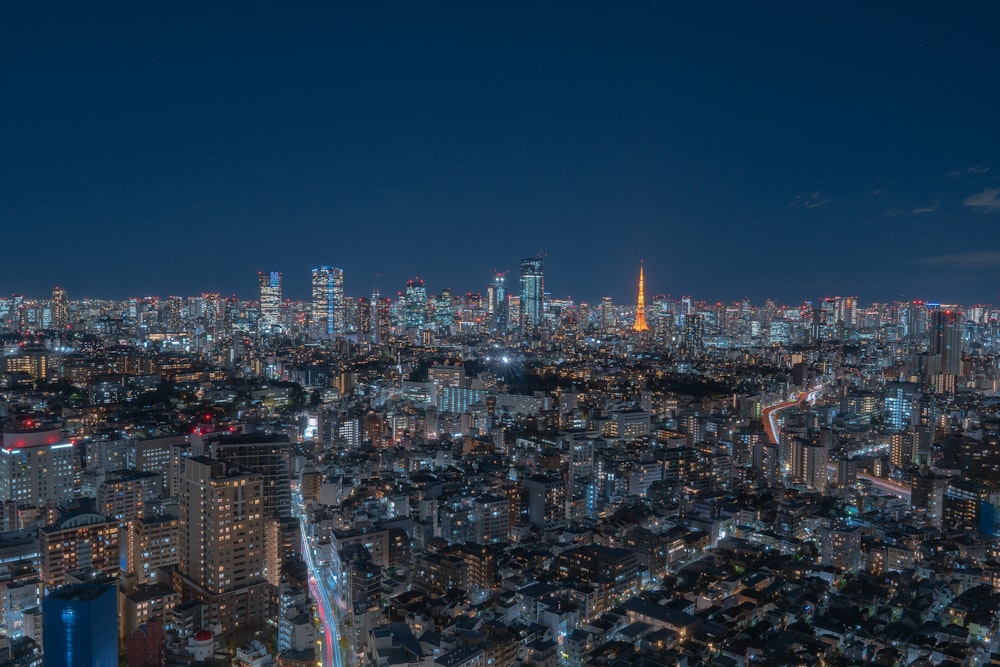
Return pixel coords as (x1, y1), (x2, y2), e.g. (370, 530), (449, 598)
(51, 286), (68, 330)
(176, 456), (268, 634)
(683, 313), (706, 353)
(435, 288), (454, 331)
(358, 296), (373, 338)
(374, 295), (391, 344)
(311, 267), (345, 337)
(258, 271), (282, 333)
(42, 583), (118, 667)
(929, 309), (962, 376)
(205, 434), (292, 587)
(901, 300), (927, 338)
(632, 263), (649, 332)
(404, 278), (427, 330)
(519, 257), (544, 334)
(600, 297), (615, 335)
(490, 271), (508, 332)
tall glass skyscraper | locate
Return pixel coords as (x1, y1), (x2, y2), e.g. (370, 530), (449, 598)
(490, 271), (508, 332)
(435, 288), (454, 330)
(930, 309), (963, 376)
(404, 278), (427, 329)
(519, 257), (544, 334)
(258, 271), (282, 333)
(43, 583), (118, 667)
(311, 267), (344, 337)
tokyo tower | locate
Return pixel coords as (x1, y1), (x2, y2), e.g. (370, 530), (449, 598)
(632, 263), (649, 332)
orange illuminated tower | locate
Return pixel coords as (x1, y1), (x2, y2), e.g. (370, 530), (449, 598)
(632, 263), (649, 332)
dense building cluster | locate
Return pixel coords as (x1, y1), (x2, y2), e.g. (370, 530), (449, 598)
(1, 264), (1000, 667)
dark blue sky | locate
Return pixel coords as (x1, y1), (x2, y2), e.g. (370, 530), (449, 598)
(2, 3), (999, 305)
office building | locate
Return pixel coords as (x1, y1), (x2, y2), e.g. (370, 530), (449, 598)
(600, 297), (615, 335)
(373, 295), (391, 343)
(435, 288), (454, 331)
(258, 271), (282, 333)
(607, 410), (651, 442)
(404, 278), (427, 330)
(683, 313), (706, 352)
(929, 309), (963, 377)
(96, 469), (161, 523)
(357, 296), (373, 339)
(129, 434), (188, 495)
(519, 258), (543, 334)
(0, 429), (74, 508)
(311, 266), (345, 337)
(3, 346), (51, 383)
(490, 271), (508, 332)
(42, 583), (117, 667)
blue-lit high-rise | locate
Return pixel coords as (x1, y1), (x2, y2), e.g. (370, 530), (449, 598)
(435, 288), (454, 331)
(519, 257), (544, 334)
(311, 267), (344, 337)
(42, 583), (118, 667)
(490, 271), (508, 332)
(404, 278), (427, 330)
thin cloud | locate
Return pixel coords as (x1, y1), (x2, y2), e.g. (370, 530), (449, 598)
(918, 251), (1000, 268)
(788, 191), (830, 209)
(947, 164), (991, 177)
(964, 188), (1000, 213)
(886, 204), (937, 216)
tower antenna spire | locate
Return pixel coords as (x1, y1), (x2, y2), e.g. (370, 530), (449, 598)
(632, 261), (649, 332)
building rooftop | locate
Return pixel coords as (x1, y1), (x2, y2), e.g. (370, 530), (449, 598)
(47, 582), (114, 602)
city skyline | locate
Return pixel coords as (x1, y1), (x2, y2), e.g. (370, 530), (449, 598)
(3, 263), (1000, 309)
(2, 4), (999, 303)
(4, 265), (1000, 310)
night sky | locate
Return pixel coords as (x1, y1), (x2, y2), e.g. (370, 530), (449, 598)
(2, 3), (999, 305)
